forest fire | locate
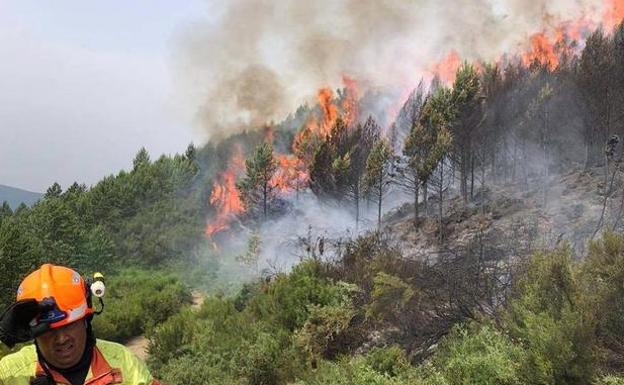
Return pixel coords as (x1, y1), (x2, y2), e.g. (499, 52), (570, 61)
(263, 126), (310, 194)
(522, 32), (560, 70)
(430, 50), (461, 84)
(292, 77), (359, 166)
(604, 0), (624, 30)
(317, 88), (338, 137)
(205, 146), (246, 238)
(341, 75), (359, 128)
(204, 0), (624, 242)
(272, 154), (309, 193)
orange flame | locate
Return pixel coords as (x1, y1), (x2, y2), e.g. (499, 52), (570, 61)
(318, 88), (338, 137)
(604, 0), (624, 31)
(431, 50), (461, 84)
(271, 154), (309, 193)
(205, 145), (246, 238)
(522, 32), (559, 70)
(341, 75), (359, 127)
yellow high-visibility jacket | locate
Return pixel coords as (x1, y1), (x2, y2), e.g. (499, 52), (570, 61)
(0, 340), (161, 385)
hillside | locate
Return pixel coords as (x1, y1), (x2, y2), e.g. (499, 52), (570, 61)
(0, 184), (42, 209)
(385, 166), (611, 263)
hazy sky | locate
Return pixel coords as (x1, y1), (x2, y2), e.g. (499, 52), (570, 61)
(0, 1), (208, 192)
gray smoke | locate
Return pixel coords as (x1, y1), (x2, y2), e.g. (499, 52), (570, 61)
(173, 0), (605, 141)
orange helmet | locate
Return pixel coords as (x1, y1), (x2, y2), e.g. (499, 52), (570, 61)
(16, 264), (93, 329)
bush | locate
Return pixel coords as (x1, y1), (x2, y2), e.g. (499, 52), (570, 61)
(248, 260), (353, 331)
(158, 353), (242, 385)
(594, 376), (624, 385)
(583, 231), (624, 371)
(505, 247), (595, 385)
(364, 345), (411, 377)
(92, 268), (191, 342)
(293, 356), (414, 385)
(431, 323), (523, 385)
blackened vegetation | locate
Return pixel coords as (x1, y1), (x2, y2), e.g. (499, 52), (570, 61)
(323, 230), (517, 362)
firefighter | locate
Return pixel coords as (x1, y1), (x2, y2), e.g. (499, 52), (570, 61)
(0, 264), (161, 385)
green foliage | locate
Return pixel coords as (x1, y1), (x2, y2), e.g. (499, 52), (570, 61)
(237, 142), (278, 219)
(366, 272), (416, 323)
(583, 231), (624, 371)
(403, 91), (453, 189)
(364, 345), (411, 377)
(364, 139), (393, 227)
(594, 376), (624, 385)
(309, 116), (380, 216)
(505, 247), (595, 385)
(295, 304), (356, 360)
(252, 260), (352, 331)
(236, 232), (262, 275)
(159, 354), (242, 385)
(431, 323), (523, 385)
(148, 260), (359, 385)
(92, 269), (191, 342)
(293, 355), (417, 385)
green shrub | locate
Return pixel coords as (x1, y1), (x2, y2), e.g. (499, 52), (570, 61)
(583, 231), (624, 371)
(92, 268), (191, 342)
(431, 323), (523, 385)
(237, 331), (286, 385)
(293, 357), (412, 385)
(364, 345), (411, 377)
(505, 247), (595, 385)
(158, 353), (242, 385)
(248, 260), (353, 331)
(594, 375), (624, 385)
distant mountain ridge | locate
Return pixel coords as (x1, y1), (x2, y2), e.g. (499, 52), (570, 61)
(0, 184), (42, 209)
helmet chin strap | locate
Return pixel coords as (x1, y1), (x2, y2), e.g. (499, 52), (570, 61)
(32, 342), (56, 385)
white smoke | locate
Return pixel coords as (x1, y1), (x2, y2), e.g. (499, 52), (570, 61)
(173, 0), (606, 141)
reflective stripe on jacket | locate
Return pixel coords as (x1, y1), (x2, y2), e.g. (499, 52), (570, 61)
(0, 339), (160, 385)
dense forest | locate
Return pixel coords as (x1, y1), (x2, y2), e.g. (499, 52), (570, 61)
(2, 20), (624, 385)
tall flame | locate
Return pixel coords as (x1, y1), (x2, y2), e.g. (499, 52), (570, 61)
(272, 154), (309, 193)
(205, 145), (246, 238)
(341, 75), (359, 128)
(430, 50), (461, 84)
(522, 32), (560, 70)
(318, 87), (338, 137)
(604, 0), (624, 31)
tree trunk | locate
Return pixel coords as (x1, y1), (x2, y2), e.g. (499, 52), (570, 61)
(470, 154), (475, 200)
(423, 181), (428, 215)
(460, 154), (467, 203)
(438, 162), (444, 243)
(354, 184), (360, 232)
(263, 182), (268, 219)
(377, 173), (383, 230)
(414, 182), (420, 225)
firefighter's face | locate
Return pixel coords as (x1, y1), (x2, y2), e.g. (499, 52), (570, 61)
(36, 319), (87, 368)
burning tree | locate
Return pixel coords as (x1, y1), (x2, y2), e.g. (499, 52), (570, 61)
(309, 116), (380, 227)
(237, 142), (278, 220)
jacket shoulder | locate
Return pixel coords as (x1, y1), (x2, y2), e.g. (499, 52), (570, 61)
(95, 339), (153, 385)
(0, 345), (37, 380)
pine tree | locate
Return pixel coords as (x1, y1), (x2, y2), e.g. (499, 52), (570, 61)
(364, 139), (393, 229)
(44, 182), (63, 199)
(132, 147), (151, 171)
(450, 63), (481, 203)
(237, 143), (278, 219)
(0, 201), (12, 223)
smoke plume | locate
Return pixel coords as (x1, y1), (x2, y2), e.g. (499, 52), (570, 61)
(173, 0), (612, 141)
